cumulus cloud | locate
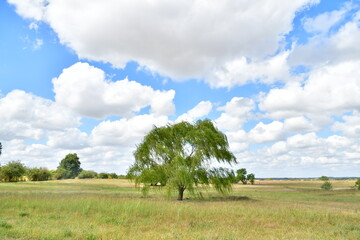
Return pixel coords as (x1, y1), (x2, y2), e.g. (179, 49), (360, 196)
(225, 130), (248, 154)
(208, 51), (291, 88)
(290, 9), (360, 66)
(332, 111), (360, 137)
(216, 97), (254, 131)
(9, 0), (317, 87)
(90, 114), (169, 147)
(47, 128), (89, 149)
(176, 101), (212, 122)
(302, 4), (350, 34)
(52, 62), (175, 118)
(248, 121), (285, 144)
(8, 0), (47, 21)
(0, 90), (80, 141)
(283, 116), (319, 133)
(260, 60), (360, 120)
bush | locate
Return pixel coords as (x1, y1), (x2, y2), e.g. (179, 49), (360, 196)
(109, 173), (118, 179)
(98, 172), (109, 179)
(319, 176), (329, 181)
(321, 181), (333, 191)
(78, 170), (98, 179)
(0, 161), (26, 182)
(27, 167), (51, 181)
(54, 168), (68, 180)
(355, 179), (360, 190)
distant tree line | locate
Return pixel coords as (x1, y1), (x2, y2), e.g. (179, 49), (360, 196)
(0, 151), (126, 182)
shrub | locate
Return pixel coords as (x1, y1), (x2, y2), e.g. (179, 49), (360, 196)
(0, 161), (26, 182)
(98, 172), (109, 179)
(321, 181), (333, 191)
(355, 179), (360, 190)
(54, 168), (68, 180)
(78, 170), (98, 179)
(109, 173), (118, 179)
(27, 167), (51, 181)
(319, 176), (329, 181)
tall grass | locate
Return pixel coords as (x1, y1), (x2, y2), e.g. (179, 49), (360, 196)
(0, 179), (359, 239)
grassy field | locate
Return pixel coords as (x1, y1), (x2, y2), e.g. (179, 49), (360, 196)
(0, 179), (359, 239)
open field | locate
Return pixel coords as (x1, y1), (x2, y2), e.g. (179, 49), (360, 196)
(0, 179), (359, 239)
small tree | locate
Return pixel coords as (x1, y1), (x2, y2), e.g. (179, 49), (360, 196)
(27, 167), (51, 181)
(236, 168), (248, 184)
(128, 120), (237, 200)
(56, 153), (82, 179)
(321, 181), (333, 191)
(355, 179), (360, 190)
(319, 176), (329, 181)
(247, 173), (255, 185)
(0, 161), (26, 182)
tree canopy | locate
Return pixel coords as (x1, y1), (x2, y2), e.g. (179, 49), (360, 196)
(127, 120), (237, 200)
(56, 153), (82, 179)
(0, 161), (26, 182)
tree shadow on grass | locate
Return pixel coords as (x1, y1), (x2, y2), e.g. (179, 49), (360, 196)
(186, 195), (256, 202)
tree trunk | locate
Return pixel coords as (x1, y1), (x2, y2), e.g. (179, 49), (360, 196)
(177, 186), (185, 201)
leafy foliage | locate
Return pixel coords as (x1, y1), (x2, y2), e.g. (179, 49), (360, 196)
(27, 167), (51, 181)
(56, 153), (82, 179)
(78, 170), (98, 179)
(0, 142), (2, 157)
(321, 181), (333, 191)
(128, 120), (237, 200)
(233, 168), (255, 185)
(236, 168), (248, 184)
(98, 172), (109, 179)
(355, 179), (360, 190)
(319, 176), (329, 181)
(108, 173), (118, 179)
(247, 173), (255, 185)
(0, 161), (26, 182)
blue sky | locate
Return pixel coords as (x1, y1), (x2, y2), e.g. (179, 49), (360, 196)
(1, 0), (360, 177)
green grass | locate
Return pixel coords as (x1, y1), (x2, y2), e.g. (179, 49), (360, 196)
(0, 179), (359, 239)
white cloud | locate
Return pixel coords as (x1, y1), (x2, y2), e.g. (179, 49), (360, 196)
(33, 38), (43, 50)
(208, 51), (291, 88)
(216, 97), (254, 131)
(286, 132), (321, 149)
(29, 22), (39, 31)
(225, 129), (248, 154)
(248, 121), (285, 144)
(302, 5), (348, 34)
(8, 0), (47, 21)
(9, 0), (317, 86)
(47, 128), (89, 149)
(176, 101), (212, 122)
(260, 60), (360, 120)
(52, 62), (175, 118)
(290, 10), (360, 66)
(90, 114), (169, 147)
(283, 116), (318, 133)
(332, 111), (360, 137)
(0, 90), (80, 141)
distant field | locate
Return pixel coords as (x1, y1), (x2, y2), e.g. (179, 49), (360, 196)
(0, 179), (359, 239)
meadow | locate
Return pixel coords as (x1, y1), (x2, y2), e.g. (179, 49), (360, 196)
(0, 179), (359, 240)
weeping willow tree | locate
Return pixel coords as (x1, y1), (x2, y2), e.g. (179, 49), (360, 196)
(127, 120), (237, 200)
